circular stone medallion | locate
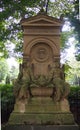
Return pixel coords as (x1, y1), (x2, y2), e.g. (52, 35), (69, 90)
(31, 43), (52, 62)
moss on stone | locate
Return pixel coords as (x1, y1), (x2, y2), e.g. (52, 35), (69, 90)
(9, 112), (75, 125)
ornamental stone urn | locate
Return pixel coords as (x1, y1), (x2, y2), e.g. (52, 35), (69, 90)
(9, 12), (75, 125)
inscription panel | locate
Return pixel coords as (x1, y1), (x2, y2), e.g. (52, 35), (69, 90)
(24, 28), (59, 34)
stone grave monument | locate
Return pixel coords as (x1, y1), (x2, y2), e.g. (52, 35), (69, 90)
(5, 11), (79, 130)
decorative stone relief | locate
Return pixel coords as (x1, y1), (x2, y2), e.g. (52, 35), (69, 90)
(9, 13), (75, 125)
(30, 43), (53, 62)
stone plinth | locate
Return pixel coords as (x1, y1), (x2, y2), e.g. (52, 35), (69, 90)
(2, 125), (79, 130)
(9, 97), (75, 125)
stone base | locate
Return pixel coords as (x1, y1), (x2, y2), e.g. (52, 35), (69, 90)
(9, 112), (75, 125)
(9, 97), (75, 125)
(14, 97), (70, 113)
(2, 124), (79, 130)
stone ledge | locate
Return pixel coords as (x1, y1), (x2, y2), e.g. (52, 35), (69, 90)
(2, 124), (79, 130)
(9, 112), (75, 125)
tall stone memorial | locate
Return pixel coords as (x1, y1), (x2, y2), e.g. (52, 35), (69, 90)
(7, 12), (79, 130)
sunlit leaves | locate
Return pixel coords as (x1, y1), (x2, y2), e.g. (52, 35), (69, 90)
(0, 0), (41, 59)
(48, 0), (74, 18)
(61, 29), (74, 49)
(0, 59), (9, 82)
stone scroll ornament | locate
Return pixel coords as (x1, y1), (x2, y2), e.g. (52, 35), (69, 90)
(13, 62), (70, 103)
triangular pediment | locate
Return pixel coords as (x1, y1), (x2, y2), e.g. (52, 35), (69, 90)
(21, 14), (63, 27)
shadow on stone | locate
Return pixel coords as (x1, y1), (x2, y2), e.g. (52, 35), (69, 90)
(2, 124), (80, 130)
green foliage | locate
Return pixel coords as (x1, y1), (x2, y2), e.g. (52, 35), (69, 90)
(69, 86), (80, 99)
(68, 0), (80, 41)
(61, 30), (74, 49)
(0, 84), (14, 105)
(49, 0), (80, 61)
(49, 0), (74, 17)
(68, 86), (80, 125)
(67, 0), (80, 60)
(75, 43), (80, 61)
(5, 75), (10, 84)
(0, 59), (19, 83)
(0, 84), (15, 123)
(0, 59), (9, 82)
(65, 56), (80, 85)
(9, 66), (19, 81)
(0, 0), (41, 59)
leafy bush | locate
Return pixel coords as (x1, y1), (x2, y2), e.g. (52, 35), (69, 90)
(0, 84), (15, 124)
(68, 86), (80, 107)
(68, 86), (80, 124)
(69, 86), (80, 99)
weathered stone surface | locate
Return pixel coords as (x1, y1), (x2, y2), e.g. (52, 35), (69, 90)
(2, 125), (79, 130)
(9, 112), (75, 125)
(9, 13), (75, 125)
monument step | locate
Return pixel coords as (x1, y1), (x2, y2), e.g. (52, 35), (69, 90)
(2, 124), (79, 130)
(9, 112), (75, 125)
(14, 98), (71, 113)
